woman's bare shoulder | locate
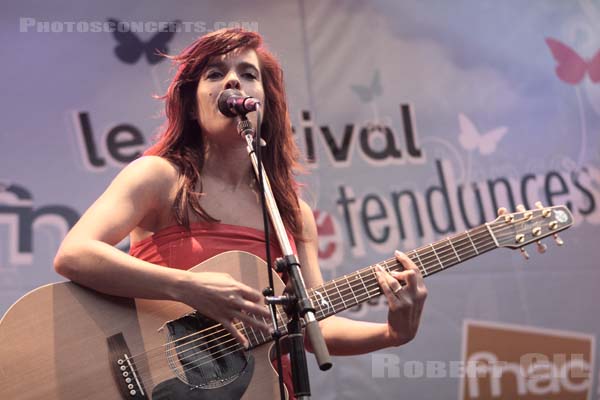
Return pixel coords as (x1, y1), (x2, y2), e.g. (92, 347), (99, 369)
(125, 155), (179, 180)
(109, 156), (178, 195)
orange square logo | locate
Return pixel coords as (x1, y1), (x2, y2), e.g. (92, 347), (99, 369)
(460, 320), (595, 400)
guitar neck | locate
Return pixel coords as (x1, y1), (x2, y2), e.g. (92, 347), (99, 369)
(307, 223), (498, 321)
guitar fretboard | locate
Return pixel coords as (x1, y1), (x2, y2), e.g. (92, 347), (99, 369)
(307, 224), (496, 321)
(242, 224), (497, 348)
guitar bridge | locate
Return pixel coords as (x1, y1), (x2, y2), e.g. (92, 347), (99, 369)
(107, 332), (148, 399)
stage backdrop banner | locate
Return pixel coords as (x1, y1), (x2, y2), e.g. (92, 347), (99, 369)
(1, 1), (599, 399)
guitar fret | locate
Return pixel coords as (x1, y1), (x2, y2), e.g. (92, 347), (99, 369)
(256, 320), (265, 344)
(321, 286), (335, 317)
(344, 275), (359, 306)
(244, 323), (257, 347)
(332, 279), (347, 309)
(248, 327), (259, 345)
(484, 222), (499, 247)
(411, 251), (427, 276)
(367, 267), (379, 297)
(384, 262), (392, 273)
(447, 237), (461, 263)
(322, 281), (340, 313)
(324, 286), (335, 314)
(344, 275), (358, 304)
(430, 243), (444, 269)
(419, 247), (435, 273)
(324, 282), (340, 314)
(308, 290), (320, 318)
(359, 269), (371, 300)
(310, 289), (321, 318)
(465, 230), (479, 255)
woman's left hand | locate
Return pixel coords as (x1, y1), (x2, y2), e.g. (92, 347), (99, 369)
(375, 250), (428, 346)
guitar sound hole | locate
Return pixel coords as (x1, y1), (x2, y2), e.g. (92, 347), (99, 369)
(165, 312), (247, 389)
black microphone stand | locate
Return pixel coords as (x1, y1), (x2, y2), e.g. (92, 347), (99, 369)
(236, 108), (332, 400)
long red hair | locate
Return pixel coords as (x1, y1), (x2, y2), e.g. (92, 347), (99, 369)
(145, 28), (303, 238)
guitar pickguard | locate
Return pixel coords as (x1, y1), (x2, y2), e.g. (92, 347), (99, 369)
(152, 312), (254, 399)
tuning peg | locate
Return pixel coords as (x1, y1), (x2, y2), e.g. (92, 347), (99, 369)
(520, 247), (530, 260)
(536, 241), (547, 254)
(515, 234), (525, 244)
(515, 204), (533, 220)
(534, 201), (552, 218)
(536, 202), (551, 218)
(553, 234), (564, 246)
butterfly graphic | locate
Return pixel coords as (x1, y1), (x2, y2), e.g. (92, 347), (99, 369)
(351, 70), (382, 103)
(545, 37), (600, 85)
(108, 18), (180, 65)
(458, 113), (507, 155)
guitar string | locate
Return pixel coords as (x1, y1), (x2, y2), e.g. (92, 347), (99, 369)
(124, 214), (556, 382)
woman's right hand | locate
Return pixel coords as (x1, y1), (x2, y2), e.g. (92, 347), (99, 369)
(176, 271), (272, 349)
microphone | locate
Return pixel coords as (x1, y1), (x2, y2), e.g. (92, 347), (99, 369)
(217, 89), (261, 117)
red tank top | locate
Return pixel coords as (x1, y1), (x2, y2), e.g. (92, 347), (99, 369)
(129, 221), (297, 399)
(129, 221), (297, 269)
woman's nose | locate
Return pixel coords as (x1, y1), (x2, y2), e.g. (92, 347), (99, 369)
(225, 78), (241, 90)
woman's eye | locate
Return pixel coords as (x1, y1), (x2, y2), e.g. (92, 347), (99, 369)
(243, 72), (258, 80)
(206, 71), (223, 79)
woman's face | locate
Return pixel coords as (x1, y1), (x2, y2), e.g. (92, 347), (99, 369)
(195, 47), (265, 143)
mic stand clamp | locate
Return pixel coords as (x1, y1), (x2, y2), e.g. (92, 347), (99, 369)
(264, 291), (293, 340)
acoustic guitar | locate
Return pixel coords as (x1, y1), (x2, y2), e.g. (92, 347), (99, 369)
(0, 205), (573, 399)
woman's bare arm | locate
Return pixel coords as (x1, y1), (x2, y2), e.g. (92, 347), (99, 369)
(296, 200), (427, 355)
(54, 156), (270, 346)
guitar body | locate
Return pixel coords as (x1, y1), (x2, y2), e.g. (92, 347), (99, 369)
(0, 251), (288, 400)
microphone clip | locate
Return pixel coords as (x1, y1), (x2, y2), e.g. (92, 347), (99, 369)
(237, 117), (266, 147)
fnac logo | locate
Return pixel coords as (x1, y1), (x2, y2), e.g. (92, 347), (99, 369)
(460, 320), (595, 400)
(0, 183), (79, 265)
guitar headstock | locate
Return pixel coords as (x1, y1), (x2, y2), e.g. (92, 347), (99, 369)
(489, 203), (573, 258)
